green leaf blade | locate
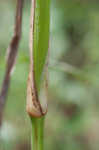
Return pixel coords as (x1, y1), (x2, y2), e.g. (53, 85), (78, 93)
(33, 0), (50, 90)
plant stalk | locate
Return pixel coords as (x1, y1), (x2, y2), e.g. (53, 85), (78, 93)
(31, 117), (44, 150)
(27, 0), (50, 149)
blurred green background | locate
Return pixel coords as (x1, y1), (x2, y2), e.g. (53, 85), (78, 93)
(1, 0), (99, 150)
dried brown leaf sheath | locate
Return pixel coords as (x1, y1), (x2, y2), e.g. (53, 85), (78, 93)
(26, 69), (48, 118)
(26, 0), (48, 118)
(0, 0), (24, 125)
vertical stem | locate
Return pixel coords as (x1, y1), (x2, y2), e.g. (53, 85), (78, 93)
(28, 0), (50, 149)
(31, 117), (44, 150)
(0, 0), (24, 126)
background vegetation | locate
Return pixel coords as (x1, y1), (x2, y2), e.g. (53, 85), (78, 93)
(1, 0), (99, 150)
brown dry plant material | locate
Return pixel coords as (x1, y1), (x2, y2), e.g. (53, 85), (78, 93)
(0, 0), (24, 126)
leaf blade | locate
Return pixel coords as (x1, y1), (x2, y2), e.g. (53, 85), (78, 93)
(33, 0), (50, 90)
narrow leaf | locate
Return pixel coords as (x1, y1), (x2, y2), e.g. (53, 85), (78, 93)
(0, 0), (24, 125)
(27, 0), (50, 117)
